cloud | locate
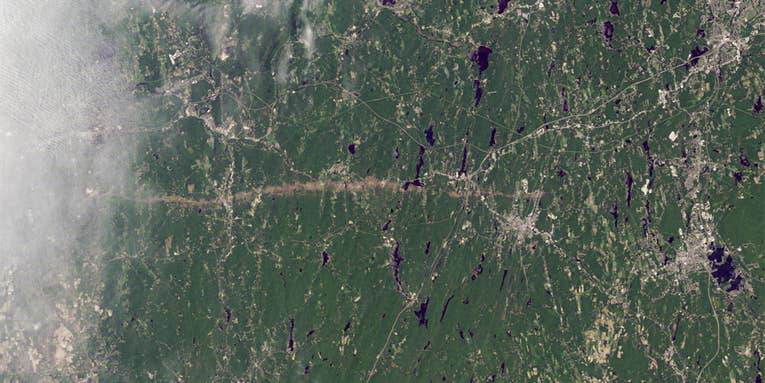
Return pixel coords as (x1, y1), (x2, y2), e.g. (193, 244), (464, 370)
(0, 0), (138, 379)
(241, 0), (292, 16)
(298, 0), (322, 59)
(0, 0), (327, 378)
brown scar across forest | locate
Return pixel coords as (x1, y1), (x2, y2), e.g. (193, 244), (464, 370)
(121, 176), (544, 207)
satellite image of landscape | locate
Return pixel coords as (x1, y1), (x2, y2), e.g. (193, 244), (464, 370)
(0, 0), (763, 382)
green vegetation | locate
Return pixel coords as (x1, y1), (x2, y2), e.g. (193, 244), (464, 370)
(92, 1), (764, 381)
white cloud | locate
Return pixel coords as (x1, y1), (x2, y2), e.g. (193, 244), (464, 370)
(0, 0), (138, 378)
